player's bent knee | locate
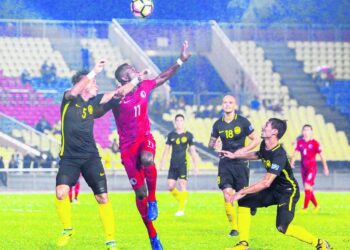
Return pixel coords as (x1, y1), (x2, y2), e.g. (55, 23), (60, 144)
(276, 224), (288, 234)
(95, 193), (108, 204)
(56, 185), (69, 200)
(140, 153), (154, 166)
(135, 185), (147, 200)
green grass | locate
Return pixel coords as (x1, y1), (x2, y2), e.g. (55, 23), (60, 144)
(0, 192), (349, 250)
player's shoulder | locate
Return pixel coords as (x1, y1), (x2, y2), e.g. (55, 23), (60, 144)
(311, 138), (320, 145)
(272, 144), (287, 158)
(213, 116), (223, 126)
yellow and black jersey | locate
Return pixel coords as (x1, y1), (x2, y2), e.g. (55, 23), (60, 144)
(257, 141), (299, 192)
(59, 93), (104, 159)
(166, 131), (194, 165)
(211, 113), (254, 152)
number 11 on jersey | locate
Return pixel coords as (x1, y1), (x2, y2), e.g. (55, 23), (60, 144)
(134, 104), (141, 117)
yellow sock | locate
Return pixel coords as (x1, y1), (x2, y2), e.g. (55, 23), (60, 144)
(285, 225), (318, 246)
(238, 206), (251, 243)
(178, 191), (188, 211)
(171, 188), (180, 202)
(99, 201), (116, 242)
(55, 196), (72, 229)
(224, 202), (238, 230)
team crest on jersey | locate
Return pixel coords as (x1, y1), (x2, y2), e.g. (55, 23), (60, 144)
(181, 137), (187, 143)
(176, 138), (181, 144)
(129, 178), (137, 186)
(140, 90), (146, 98)
(262, 158), (271, 168)
(88, 105), (93, 114)
(234, 126), (241, 135)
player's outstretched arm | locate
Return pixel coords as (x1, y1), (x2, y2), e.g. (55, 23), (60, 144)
(65, 60), (105, 100)
(154, 41), (191, 87)
(234, 131), (260, 155)
(232, 173), (277, 202)
(319, 151), (329, 176)
(208, 136), (218, 150)
(220, 150), (259, 160)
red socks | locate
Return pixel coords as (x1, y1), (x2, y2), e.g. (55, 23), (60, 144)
(74, 182), (80, 200)
(144, 165), (157, 201)
(136, 198), (157, 238)
(310, 191), (318, 207)
(304, 189), (311, 209)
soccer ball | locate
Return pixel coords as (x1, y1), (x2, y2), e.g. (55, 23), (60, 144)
(130, 0), (154, 18)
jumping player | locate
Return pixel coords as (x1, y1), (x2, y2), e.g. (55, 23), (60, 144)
(159, 114), (199, 216)
(55, 60), (137, 250)
(221, 118), (331, 250)
(112, 41), (191, 250)
(290, 124), (329, 212)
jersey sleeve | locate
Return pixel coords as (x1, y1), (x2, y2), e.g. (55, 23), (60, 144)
(315, 140), (322, 153)
(187, 132), (195, 146)
(140, 79), (157, 94)
(90, 94), (104, 108)
(294, 140), (301, 151)
(268, 151), (287, 175)
(242, 117), (255, 136)
(165, 133), (172, 145)
(210, 120), (219, 138)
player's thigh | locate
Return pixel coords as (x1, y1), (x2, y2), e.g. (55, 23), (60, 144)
(141, 134), (156, 157)
(276, 190), (300, 227)
(121, 151), (145, 190)
(178, 163), (188, 181)
(305, 169), (317, 186)
(231, 161), (250, 191)
(218, 159), (234, 190)
(167, 166), (179, 181)
(239, 189), (276, 208)
(81, 157), (107, 195)
(56, 158), (82, 187)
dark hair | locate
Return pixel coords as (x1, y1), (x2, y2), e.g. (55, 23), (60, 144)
(72, 70), (89, 85)
(114, 63), (129, 83)
(268, 118), (287, 139)
(175, 114), (184, 120)
(302, 124), (313, 130)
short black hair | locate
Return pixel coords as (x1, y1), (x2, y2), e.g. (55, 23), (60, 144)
(114, 63), (129, 83)
(302, 124), (313, 130)
(268, 118), (287, 139)
(175, 114), (184, 120)
(72, 70), (89, 85)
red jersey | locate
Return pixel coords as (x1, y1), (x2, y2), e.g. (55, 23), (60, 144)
(112, 79), (156, 146)
(295, 138), (322, 169)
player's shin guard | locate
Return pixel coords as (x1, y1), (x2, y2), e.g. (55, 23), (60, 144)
(170, 188), (180, 202)
(237, 206), (251, 243)
(304, 189), (311, 209)
(98, 201), (116, 242)
(144, 165), (157, 201)
(225, 202), (238, 231)
(136, 198), (157, 238)
(178, 191), (188, 211)
(55, 196), (72, 229)
(285, 225), (318, 246)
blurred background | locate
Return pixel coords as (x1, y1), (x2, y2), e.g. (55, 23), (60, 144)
(0, 0), (349, 191)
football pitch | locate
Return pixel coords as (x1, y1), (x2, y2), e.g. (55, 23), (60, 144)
(0, 192), (349, 250)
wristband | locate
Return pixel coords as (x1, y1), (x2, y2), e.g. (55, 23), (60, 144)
(130, 77), (140, 87)
(176, 58), (184, 66)
(87, 71), (97, 80)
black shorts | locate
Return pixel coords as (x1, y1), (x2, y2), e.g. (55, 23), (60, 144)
(218, 158), (249, 190)
(238, 187), (300, 228)
(56, 157), (107, 195)
(167, 161), (188, 180)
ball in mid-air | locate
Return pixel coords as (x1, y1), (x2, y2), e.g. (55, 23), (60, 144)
(130, 0), (154, 18)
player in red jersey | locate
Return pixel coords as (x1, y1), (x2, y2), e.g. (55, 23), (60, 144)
(112, 41), (191, 250)
(68, 175), (81, 203)
(290, 124), (329, 212)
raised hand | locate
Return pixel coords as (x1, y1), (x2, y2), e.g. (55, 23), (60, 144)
(180, 40), (191, 62)
(93, 59), (106, 74)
